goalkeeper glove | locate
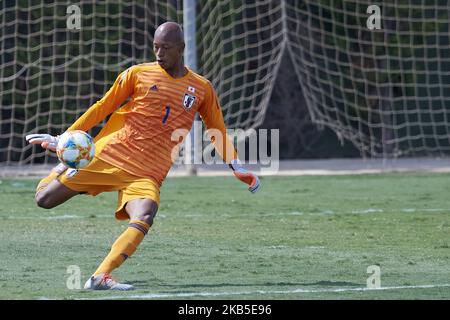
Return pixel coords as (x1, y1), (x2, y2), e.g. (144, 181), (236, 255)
(25, 133), (59, 152)
(229, 159), (260, 193)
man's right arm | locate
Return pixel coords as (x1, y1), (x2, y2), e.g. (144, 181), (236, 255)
(26, 67), (135, 150)
(67, 67), (135, 132)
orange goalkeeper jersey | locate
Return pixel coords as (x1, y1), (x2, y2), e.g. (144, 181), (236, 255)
(67, 62), (236, 186)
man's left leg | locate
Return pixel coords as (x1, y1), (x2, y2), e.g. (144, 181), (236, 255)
(93, 198), (157, 276)
(85, 198), (158, 290)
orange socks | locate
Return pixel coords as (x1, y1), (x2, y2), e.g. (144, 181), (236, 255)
(36, 164), (67, 193)
(93, 220), (150, 276)
(36, 171), (59, 194)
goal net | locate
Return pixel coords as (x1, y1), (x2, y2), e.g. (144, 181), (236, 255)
(286, 0), (450, 157)
(1, 0), (284, 165)
(1, 1), (183, 165)
(1, 1), (450, 166)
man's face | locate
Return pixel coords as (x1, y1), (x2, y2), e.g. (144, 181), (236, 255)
(153, 37), (183, 71)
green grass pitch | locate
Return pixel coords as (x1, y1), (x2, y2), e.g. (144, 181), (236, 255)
(0, 173), (449, 299)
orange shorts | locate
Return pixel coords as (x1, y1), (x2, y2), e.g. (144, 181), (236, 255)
(58, 157), (160, 220)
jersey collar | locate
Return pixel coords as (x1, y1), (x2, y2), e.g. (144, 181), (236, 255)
(158, 64), (191, 81)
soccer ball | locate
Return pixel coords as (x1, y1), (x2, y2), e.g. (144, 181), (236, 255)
(56, 130), (95, 169)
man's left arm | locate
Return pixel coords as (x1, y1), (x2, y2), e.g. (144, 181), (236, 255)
(198, 83), (260, 193)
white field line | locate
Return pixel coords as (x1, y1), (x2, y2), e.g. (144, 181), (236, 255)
(176, 168), (450, 177)
(80, 283), (450, 300)
(4, 214), (113, 220)
(3, 208), (450, 221)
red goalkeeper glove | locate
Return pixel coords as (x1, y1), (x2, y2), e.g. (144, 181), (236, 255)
(25, 133), (59, 152)
(229, 159), (260, 193)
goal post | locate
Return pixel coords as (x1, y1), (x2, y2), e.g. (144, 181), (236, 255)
(183, 0), (198, 175)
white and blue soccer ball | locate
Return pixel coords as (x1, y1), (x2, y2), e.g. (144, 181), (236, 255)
(56, 130), (95, 169)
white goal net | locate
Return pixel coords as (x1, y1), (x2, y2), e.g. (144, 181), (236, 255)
(286, 0), (450, 157)
(1, 0), (450, 165)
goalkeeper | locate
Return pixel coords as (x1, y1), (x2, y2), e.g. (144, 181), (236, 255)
(26, 22), (260, 291)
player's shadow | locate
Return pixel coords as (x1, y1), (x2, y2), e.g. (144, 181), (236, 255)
(303, 280), (361, 287)
(131, 280), (360, 289)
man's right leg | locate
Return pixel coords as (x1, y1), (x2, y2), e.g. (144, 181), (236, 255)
(35, 165), (79, 209)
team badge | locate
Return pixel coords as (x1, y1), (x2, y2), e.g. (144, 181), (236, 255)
(182, 93), (196, 110)
(66, 168), (78, 178)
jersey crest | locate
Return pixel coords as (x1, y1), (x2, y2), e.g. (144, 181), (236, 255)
(182, 93), (196, 110)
